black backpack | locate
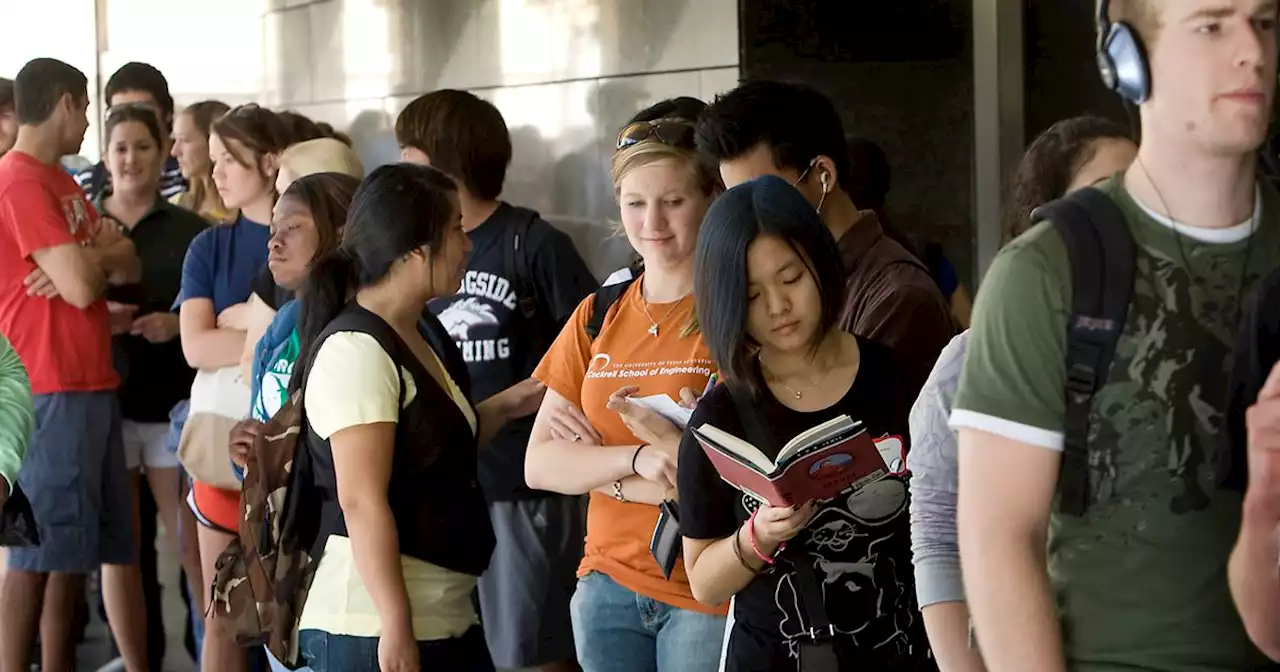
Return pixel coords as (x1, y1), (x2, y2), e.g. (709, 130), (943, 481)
(585, 263), (644, 341)
(1029, 187), (1137, 517)
(501, 209), (570, 361)
(503, 209), (540, 322)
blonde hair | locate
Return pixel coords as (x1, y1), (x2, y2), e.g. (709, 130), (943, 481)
(280, 137), (364, 181)
(609, 140), (718, 338)
(1110, 0), (1160, 43)
(610, 141), (719, 197)
(176, 100), (231, 222)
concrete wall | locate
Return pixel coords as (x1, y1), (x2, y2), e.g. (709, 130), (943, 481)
(5, 0), (741, 278)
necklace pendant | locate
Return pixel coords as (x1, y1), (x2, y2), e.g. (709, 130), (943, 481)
(648, 324), (659, 337)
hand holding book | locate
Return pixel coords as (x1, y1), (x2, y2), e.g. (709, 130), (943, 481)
(608, 386), (685, 446)
(693, 414), (901, 507)
(752, 501), (819, 551)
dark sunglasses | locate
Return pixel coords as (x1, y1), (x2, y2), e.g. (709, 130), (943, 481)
(615, 118), (696, 151)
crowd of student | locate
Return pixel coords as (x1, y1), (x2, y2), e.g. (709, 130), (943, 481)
(3, 1), (1280, 671)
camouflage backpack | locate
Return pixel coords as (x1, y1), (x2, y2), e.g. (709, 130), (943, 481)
(209, 388), (324, 669)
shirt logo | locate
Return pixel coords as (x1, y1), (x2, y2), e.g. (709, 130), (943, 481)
(439, 297), (499, 340)
(60, 196), (91, 237)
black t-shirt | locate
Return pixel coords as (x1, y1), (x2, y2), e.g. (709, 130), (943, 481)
(107, 200), (208, 422)
(252, 264), (293, 311)
(427, 203), (596, 501)
(678, 337), (929, 671)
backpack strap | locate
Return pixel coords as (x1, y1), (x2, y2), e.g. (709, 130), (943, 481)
(1032, 187), (1136, 517)
(503, 210), (539, 320)
(586, 271), (637, 342)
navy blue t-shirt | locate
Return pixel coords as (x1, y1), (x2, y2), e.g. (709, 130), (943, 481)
(176, 215), (270, 313)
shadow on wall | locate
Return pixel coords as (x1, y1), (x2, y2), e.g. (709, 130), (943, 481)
(347, 109), (400, 170)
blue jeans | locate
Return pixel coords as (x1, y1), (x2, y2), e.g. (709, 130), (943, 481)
(570, 571), (726, 672)
(298, 626), (493, 672)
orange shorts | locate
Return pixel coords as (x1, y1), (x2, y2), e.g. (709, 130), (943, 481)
(189, 480), (240, 533)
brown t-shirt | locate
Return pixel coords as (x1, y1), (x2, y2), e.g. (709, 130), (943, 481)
(534, 277), (725, 615)
(837, 211), (954, 401)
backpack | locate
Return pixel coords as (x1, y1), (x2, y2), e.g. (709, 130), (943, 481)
(501, 209), (566, 359)
(585, 263), (644, 341)
(504, 209), (540, 322)
(208, 387), (323, 669)
(1028, 187), (1136, 517)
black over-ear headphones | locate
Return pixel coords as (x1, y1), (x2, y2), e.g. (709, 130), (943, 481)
(1096, 0), (1152, 104)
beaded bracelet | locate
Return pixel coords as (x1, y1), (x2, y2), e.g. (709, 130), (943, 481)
(747, 508), (784, 565)
(612, 480), (626, 502)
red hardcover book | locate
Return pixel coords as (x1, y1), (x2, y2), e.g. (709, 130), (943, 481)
(692, 415), (892, 508)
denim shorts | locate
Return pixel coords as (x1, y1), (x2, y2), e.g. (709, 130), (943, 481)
(8, 392), (136, 573)
(570, 571), (726, 672)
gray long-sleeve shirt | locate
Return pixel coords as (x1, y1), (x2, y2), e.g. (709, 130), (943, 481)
(908, 331), (969, 608)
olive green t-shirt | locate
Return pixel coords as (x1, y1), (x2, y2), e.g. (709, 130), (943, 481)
(953, 175), (1280, 671)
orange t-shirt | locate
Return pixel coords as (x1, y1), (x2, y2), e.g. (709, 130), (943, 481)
(534, 276), (724, 615)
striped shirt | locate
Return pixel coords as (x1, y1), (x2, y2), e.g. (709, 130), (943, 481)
(75, 156), (187, 201)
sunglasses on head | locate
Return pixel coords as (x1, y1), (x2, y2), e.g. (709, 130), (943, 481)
(615, 118), (696, 151)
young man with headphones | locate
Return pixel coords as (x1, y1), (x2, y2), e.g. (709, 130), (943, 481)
(953, 0), (1280, 670)
(695, 80), (954, 403)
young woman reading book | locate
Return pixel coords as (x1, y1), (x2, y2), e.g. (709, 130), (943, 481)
(677, 175), (930, 671)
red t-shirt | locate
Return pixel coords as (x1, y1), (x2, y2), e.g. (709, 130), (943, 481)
(0, 151), (117, 394)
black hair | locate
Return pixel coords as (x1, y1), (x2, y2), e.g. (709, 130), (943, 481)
(105, 62), (174, 123)
(395, 90), (512, 201)
(278, 172), (362, 265)
(293, 163), (459, 390)
(696, 80), (853, 193)
(1002, 115), (1133, 244)
(0, 78), (13, 113)
(694, 174), (846, 397)
(628, 96), (707, 125)
(14, 58), (87, 126)
(105, 104), (164, 149)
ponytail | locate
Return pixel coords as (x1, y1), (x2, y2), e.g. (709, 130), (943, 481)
(291, 249), (355, 394)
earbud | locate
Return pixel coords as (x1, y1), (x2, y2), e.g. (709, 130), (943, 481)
(820, 172), (830, 193)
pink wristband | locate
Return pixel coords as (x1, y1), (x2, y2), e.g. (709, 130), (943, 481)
(747, 509), (785, 565)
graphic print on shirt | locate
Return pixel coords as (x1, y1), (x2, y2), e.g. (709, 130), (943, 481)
(255, 336), (298, 422)
(1089, 248), (1246, 515)
(436, 270), (519, 364)
(586, 349), (714, 382)
(61, 195), (92, 237)
(743, 474), (912, 662)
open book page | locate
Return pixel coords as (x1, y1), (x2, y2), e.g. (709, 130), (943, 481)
(628, 394), (694, 429)
(694, 421), (891, 507)
(777, 415), (861, 464)
(693, 424), (774, 474)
